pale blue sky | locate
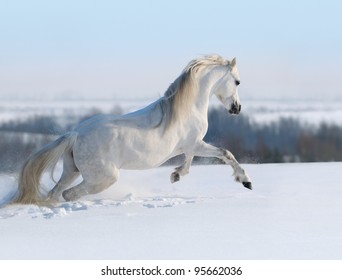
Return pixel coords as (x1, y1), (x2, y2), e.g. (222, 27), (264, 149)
(0, 0), (341, 100)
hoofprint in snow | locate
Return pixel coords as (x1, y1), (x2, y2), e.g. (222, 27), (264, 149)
(1, 163), (342, 259)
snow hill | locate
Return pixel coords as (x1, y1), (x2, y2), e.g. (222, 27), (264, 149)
(0, 163), (342, 259)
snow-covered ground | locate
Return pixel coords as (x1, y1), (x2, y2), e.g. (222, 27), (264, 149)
(1, 162), (342, 259)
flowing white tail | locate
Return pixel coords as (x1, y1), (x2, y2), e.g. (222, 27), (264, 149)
(14, 132), (77, 204)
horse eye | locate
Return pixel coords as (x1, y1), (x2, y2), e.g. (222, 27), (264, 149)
(235, 80), (240, 86)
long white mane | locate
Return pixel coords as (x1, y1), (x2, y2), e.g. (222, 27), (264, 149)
(161, 55), (230, 127)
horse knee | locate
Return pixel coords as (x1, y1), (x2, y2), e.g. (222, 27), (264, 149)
(219, 149), (236, 163)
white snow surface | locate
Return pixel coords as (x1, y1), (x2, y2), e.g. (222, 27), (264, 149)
(1, 163), (342, 260)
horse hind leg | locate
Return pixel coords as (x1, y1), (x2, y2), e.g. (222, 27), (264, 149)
(48, 151), (80, 201)
(62, 168), (119, 201)
(62, 178), (116, 201)
(48, 171), (80, 202)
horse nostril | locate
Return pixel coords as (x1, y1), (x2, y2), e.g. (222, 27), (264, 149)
(229, 102), (241, 114)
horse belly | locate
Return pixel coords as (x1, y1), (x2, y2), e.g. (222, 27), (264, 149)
(116, 132), (176, 169)
(74, 126), (176, 171)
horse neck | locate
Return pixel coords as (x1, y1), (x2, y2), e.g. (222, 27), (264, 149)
(194, 66), (228, 112)
(161, 65), (228, 130)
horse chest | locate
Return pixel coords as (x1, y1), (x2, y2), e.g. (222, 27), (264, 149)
(185, 114), (209, 139)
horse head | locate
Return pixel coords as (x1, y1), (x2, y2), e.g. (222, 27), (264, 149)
(213, 57), (242, 115)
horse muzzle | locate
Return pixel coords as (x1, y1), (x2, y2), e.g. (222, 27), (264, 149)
(229, 102), (241, 115)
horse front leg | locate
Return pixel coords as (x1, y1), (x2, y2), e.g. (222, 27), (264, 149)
(194, 141), (252, 190)
(170, 155), (194, 183)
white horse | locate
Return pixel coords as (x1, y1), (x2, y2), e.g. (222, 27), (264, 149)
(14, 55), (252, 204)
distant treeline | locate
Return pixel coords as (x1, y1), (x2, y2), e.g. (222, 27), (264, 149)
(0, 106), (341, 172)
(205, 107), (342, 163)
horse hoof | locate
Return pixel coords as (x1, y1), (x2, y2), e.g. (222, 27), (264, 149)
(62, 189), (76, 201)
(170, 172), (180, 183)
(242, 182), (252, 190)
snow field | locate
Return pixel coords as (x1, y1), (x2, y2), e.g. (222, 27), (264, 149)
(0, 162), (342, 259)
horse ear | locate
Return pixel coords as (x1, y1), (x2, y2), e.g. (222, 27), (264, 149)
(231, 57), (237, 67)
